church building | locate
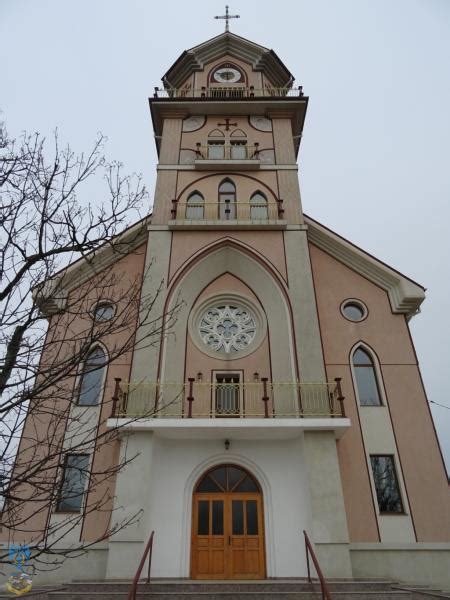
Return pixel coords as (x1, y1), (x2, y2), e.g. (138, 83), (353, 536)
(3, 25), (450, 590)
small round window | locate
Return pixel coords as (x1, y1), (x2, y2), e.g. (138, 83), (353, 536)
(341, 300), (367, 322)
(93, 302), (115, 322)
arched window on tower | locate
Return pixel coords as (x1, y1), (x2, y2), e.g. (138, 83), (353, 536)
(230, 129), (247, 159)
(250, 191), (268, 220)
(352, 346), (382, 406)
(186, 191), (204, 219)
(207, 129), (225, 159)
(77, 346), (107, 406)
(218, 179), (236, 219)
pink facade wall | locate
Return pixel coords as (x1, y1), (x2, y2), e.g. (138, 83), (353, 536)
(309, 242), (450, 542)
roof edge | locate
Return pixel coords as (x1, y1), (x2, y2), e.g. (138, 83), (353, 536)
(304, 214), (426, 318)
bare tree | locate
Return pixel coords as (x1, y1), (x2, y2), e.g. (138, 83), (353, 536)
(0, 121), (179, 573)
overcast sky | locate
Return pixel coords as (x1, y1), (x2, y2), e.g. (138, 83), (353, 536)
(1, 0), (449, 470)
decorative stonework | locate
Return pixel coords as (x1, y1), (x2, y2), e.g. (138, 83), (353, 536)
(189, 294), (266, 359)
(199, 304), (256, 354)
(249, 116), (273, 132)
(182, 116), (206, 132)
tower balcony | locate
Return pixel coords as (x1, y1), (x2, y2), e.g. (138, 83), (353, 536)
(107, 379), (350, 439)
(168, 199), (286, 230)
(192, 144), (262, 170)
(153, 86), (304, 100)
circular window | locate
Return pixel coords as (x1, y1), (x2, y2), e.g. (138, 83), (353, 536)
(341, 300), (367, 322)
(93, 302), (115, 322)
(199, 304), (256, 354)
(189, 294), (266, 359)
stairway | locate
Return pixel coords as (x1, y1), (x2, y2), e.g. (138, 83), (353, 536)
(4, 580), (448, 600)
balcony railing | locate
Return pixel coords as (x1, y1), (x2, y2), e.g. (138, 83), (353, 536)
(111, 379), (345, 419)
(153, 86), (304, 99)
(194, 144), (260, 161)
(171, 200), (283, 221)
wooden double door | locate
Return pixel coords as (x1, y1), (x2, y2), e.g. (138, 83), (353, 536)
(191, 465), (265, 579)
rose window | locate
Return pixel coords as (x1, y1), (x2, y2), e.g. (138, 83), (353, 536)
(199, 304), (256, 354)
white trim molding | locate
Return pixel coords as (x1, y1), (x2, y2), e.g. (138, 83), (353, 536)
(305, 216), (425, 318)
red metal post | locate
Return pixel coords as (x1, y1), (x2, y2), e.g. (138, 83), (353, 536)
(111, 377), (122, 417)
(261, 377), (269, 418)
(334, 377), (345, 417)
(187, 377), (195, 418)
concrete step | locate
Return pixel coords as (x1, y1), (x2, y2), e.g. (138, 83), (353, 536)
(46, 593), (414, 600)
(62, 581), (405, 593)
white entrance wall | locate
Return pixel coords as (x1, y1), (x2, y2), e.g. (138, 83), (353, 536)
(139, 434), (312, 578)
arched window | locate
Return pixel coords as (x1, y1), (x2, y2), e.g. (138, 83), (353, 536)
(230, 130), (247, 159)
(195, 465), (260, 493)
(352, 347), (382, 406)
(78, 347), (107, 406)
(250, 191), (268, 219)
(207, 129), (225, 159)
(218, 179), (236, 219)
(186, 191), (204, 219)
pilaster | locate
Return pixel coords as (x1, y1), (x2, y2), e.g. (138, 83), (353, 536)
(106, 432), (154, 579)
(303, 430), (352, 578)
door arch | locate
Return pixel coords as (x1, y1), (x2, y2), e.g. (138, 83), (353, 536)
(191, 464), (266, 579)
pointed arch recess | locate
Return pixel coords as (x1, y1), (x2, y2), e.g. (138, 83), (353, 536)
(175, 172), (279, 203)
(230, 129), (247, 138)
(158, 241), (300, 386)
(208, 129), (225, 138)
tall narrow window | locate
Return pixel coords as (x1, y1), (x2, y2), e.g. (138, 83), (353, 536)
(57, 454), (89, 512)
(250, 192), (268, 219)
(352, 347), (382, 406)
(207, 141), (225, 159)
(207, 130), (225, 159)
(186, 191), (204, 219)
(218, 179), (236, 219)
(230, 141), (247, 159)
(230, 130), (247, 159)
(370, 455), (404, 513)
(78, 347), (107, 406)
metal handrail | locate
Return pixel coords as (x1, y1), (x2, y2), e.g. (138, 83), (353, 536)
(194, 144), (261, 160)
(153, 86), (304, 99)
(303, 530), (332, 600)
(173, 200), (281, 221)
(128, 530), (154, 600)
(111, 380), (345, 419)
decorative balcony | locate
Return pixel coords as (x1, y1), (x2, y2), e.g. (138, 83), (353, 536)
(153, 86), (304, 100)
(169, 199), (285, 230)
(192, 144), (261, 170)
(111, 379), (345, 420)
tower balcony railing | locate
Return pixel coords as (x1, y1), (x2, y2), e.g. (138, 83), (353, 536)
(153, 86), (304, 99)
(170, 199), (283, 221)
(111, 379), (345, 420)
(194, 144), (260, 161)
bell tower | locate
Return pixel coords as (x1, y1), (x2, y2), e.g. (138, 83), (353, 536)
(120, 24), (353, 578)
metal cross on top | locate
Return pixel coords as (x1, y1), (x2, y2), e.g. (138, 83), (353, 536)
(214, 5), (240, 32)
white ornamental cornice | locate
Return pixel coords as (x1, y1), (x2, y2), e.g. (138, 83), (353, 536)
(163, 32), (293, 89)
(305, 215), (426, 319)
(33, 217), (150, 316)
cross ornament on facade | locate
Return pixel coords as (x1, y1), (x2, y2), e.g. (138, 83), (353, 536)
(214, 5), (240, 32)
(217, 118), (238, 131)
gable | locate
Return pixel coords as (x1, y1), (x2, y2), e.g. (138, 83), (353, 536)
(163, 32), (293, 89)
(305, 215), (425, 319)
